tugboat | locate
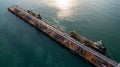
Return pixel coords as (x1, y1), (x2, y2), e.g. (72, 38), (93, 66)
(70, 31), (107, 54)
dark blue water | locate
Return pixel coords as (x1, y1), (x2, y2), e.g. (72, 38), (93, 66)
(0, 0), (120, 67)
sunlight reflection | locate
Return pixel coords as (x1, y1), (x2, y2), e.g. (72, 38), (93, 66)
(53, 0), (76, 18)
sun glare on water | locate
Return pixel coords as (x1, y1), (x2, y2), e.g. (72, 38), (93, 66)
(56, 0), (70, 8)
(53, 0), (76, 18)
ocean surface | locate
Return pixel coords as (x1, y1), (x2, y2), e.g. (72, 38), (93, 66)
(0, 0), (120, 67)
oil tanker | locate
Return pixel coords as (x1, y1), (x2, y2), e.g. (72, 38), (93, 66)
(70, 31), (107, 54)
(8, 5), (120, 67)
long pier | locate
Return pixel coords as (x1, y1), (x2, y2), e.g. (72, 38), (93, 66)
(8, 5), (120, 67)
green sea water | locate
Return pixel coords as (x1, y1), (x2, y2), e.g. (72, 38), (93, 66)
(0, 0), (120, 67)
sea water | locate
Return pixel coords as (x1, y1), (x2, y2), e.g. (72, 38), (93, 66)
(0, 0), (120, 67)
